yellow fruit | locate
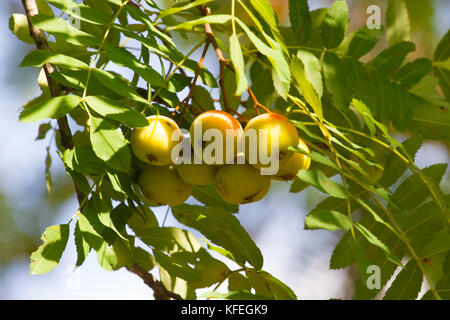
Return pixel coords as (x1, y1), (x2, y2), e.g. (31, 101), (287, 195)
(138, 165), (192, 206)
(272, 138), (311, 181)
(216, 164), (271, 204)
(243, 113), (299, 169)
(190, 110), (243, 165)
(131, 115), (182, 166)
(175, 155), (218, 186)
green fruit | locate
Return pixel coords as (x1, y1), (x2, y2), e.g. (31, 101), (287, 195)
(216, 164), (271, 204)
(176, 155), (218, 186)
(272, 138), (311, 181)
(138, 165), (192, 206)
(243, 113), (299, 169)
(131, 115), (182, 166)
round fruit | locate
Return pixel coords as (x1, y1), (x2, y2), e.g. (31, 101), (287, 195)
(215, 164), (271, 204)
(138, 165), (192, 206)
(243, 113), (299, 169)
(272, 138), (311, 181)
(176, 155), (218, 186)
(131, 115), (182, 166)
(190, 110), (243, 165)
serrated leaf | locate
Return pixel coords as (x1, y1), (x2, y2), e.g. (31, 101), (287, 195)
(397, 58), (432, 88)
(85, 95), (148, 128)
(20, 50), (89, 70)
(383, 259), (422, 300)
(19, 95), (81, 123)
(290, 56), (322, 121)
(167, 14), (231, 31)
(30, 224), (69, 275)
(89, 115), (131, 172)
(305, 209), (351, 231)
(371, 41), (415, 73)
(288, 0), (311, 44)
(63, 146), (105, 175)
(392, 164), (448, 212)
(191, 185), (239, 213)
(386, 0), (411, 47)
(158, 0), (213, 19)
(297, 169), (348, 199)
(172, 204), (264, 270)
(352, 99), (375, 135)
(379, 135), (422, 188)
(236, 19), (290, 94)
(229, 33), (248, 96)
(321, 0), (348, 49)
(296, 50), (322, 98)
(322, 52), (351, 110)
(96, 241), (120, 271)
(30, 14), (98, 46)
(354, 222), (402, 267)
(347, 26), (383, 59)
(91, 69), (148, 104)
(247, 270), (297, 300)
(47, 0), (110, 25)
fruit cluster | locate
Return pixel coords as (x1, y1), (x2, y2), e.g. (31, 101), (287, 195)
(131, 111), (311, 206)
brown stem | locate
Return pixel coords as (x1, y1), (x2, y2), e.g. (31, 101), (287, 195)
(248, 87), (271, 113)
(126, 264), (183, 300)
(174, 39), (210, 124)
(22, 0), (182, 300)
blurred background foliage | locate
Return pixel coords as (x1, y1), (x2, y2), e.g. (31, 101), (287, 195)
(0, 0), (448, 299)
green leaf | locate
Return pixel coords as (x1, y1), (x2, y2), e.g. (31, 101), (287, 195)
(9, 13), (34, 44)
(411, 103), (450, 141)
(192, 185), (239, 213)
(236, 19), (291, 94)
(296, 50), (323, 98)
(167, 14), (231, 31)
(247, 270), (297, 300)
(288, 0), (311, 44)
(30, 224), (69, 275)
(323, 52), (351, 110)
(347, 26), (383, 59)
(30, 14), (98, 47)
(19, 95), (81, 123)
(290, 57), (322, 121)
(321, 0), (348, 49)
(383, 259), (422, 300)
(91, 69), (148, 104)
(352, 99), (376, 135)
(228, 272), (251, 292)
(132, 247), (156, 272)
(371, 41), (415, 73)
(104, 44), (164, 86)
(89, 115), (131, 172)
(172, 204), (264, 270)
(63, 146), (105, 175)
(248, 0), (279, 34)
(354, 222), (402, 267)
(392, 164), (448, 212)
(74, 220), (91, 267)
(386, 0), (411, 46)
(397, 58), (432, 88)
(96, 241), (121, 271)
(434, 29), (450, 62)
(297, 169), (348, 199)
(47, 0), (110, 25)
(191, 86), (215, 110)
(136, 226), (202, 254)
(35, 122), (52, 140)
(85, 96), (148, 128)
(158, 0), (213, 19)
(305, 209), (351, 231)
(229, 33), (248, 96)
(379, 135), (422, 188)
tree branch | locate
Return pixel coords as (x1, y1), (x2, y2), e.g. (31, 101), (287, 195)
(22, 0), (183, 300)
(127, 264), (183, 300)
